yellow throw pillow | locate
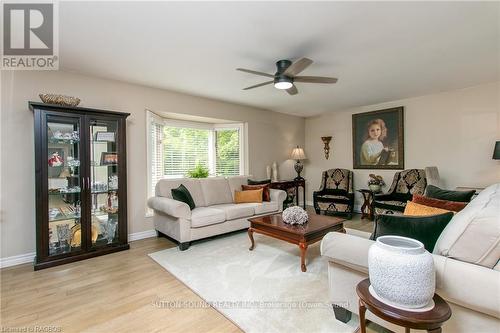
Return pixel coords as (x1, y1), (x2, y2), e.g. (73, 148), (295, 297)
(404, 201), (452, 216)
(234, 189), (263, 204)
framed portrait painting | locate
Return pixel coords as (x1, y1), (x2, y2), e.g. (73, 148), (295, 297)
(352, 107), (404, 169)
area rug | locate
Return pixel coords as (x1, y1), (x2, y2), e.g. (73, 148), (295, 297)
(149, 231), (360, 333)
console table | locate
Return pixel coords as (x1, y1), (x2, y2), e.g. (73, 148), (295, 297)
(269, 179), (306, 209)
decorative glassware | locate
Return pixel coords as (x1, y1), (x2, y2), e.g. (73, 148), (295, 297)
(106, 220), (117, 244)
(56, 224), (71, 251)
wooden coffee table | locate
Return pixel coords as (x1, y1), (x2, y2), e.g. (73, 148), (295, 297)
(247, 213), (345, 272)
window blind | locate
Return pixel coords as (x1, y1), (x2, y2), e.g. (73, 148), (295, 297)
(150, 120), (164, 196)
(164, 126), (210, 177)
(215, 128), (240, 176)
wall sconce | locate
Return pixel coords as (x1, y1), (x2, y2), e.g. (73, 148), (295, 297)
(321, 136), (332, 159)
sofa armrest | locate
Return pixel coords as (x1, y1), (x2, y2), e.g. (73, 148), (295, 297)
(270, 189), (287, 203)
(434, 255), (500, 318)
(270, 189), (287, 212)
(147, 197), (191, 219)
(373, 193), (394, 201)
(320, 232), (374, 274)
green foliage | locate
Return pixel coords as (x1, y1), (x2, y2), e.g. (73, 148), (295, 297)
(163, 127), (209, 176)
(216, 129), (239, 176)
(187, 163), (210, 178)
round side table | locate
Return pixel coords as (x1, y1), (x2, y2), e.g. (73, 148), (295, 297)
(356, 278), (451, 333)
(357, 189), (375, 220)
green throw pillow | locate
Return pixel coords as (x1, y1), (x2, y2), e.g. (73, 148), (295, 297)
(171, 184), (195, 210)
(370, 212), (454, 252)
(425, 185), (475, 203)
(248, 179), (271, 185)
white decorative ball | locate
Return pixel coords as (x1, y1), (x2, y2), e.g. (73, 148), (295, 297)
(368, 235), (435, 310)
(282, 206), (308, 225)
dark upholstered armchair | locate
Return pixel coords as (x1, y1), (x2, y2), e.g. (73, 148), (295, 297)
(313, 169), (354, 219)
(373, 169), (427, 216)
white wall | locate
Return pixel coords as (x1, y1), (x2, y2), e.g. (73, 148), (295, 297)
(304, 82), (500, 207)
(0, 70), (305, 259)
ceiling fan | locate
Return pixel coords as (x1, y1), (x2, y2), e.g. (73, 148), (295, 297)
(236, 57), (337, 95)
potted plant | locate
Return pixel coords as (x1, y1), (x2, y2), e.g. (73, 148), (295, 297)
(368, 174), (385, 193)
(187, 164), (209, 178)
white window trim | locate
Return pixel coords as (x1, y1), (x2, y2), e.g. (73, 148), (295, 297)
(145, 111), (247, 217)
(214, 122), (246, 176)
(146, 110), (164, 217)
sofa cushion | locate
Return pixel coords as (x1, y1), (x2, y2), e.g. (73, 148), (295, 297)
(199, 177), (233, 206)
(254, 201), (279, 215)
(403, 201), (451, 216)
(227, 176), (250, 200)
(171, 184), (195, 210)
(412, 194), (467, 212)
(434, 183), (500, 268)
(190, 207), (226, 228)
(248, 178), (271, 185)
(234, 189), (263, 204)
(156, 178), (206, 207)
(425, 185), (475, 203)
(211, 203), (256, 220)
(371, 213), (454, 252)
(242, 184), (270, 201)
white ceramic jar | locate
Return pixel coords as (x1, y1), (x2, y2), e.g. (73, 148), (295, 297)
(368, 235), (435, 310)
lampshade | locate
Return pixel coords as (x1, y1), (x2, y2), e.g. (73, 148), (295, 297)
(290, 146), (306, 160)
(493, 141), (500, 160)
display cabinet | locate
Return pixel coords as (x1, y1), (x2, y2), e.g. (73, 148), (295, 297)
(30, 102), (130, 270)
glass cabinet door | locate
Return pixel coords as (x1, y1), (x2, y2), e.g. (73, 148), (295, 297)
(89, 118), (120, 247)
(46, 116), (83, 256)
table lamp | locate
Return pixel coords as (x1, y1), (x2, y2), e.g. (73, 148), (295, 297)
(290, 146), (306, 180)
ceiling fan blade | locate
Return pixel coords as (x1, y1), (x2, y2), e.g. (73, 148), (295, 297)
(294, 76), (338, 84)
(243, 80), (274, 90)
(283, 58), (313, 76)
(286, 85), (298, 95)
(236, 68), (274, 78)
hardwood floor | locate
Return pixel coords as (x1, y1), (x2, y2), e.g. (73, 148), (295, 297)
(1, 237), (240, 333)
(0, 212), (374, 333)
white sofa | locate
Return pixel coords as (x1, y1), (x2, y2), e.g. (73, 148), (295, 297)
(320, 183), (500, 333)
(147, 176), (287, 250)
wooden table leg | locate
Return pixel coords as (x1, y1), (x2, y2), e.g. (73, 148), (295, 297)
(299, 242), (308, 272)
(248, 228), (255, 251)
(358, 299), (367, 333)
(405, 328), (410, 333)
(427, 328), (441, 333)
(360, 193), (369, 219)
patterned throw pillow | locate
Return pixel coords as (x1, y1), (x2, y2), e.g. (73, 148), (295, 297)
(234, 189), (263, 204)
(242, 184), (270, 201)
(412, 194), (467, 212)
(404, 201), (452, 216)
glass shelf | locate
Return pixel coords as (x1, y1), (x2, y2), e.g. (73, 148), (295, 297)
(91, 189), (118, 194)
(48, 189), (81, 195)
(49, 215), (81, 223)
(49, 138), (80, 144)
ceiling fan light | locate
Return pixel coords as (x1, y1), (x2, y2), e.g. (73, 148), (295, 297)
(274, 81), (293, 90)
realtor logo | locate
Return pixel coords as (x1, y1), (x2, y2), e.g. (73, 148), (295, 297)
(2, 2), (59, 70)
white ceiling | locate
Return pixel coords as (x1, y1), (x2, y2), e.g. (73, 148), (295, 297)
(59, 1), (499, 117)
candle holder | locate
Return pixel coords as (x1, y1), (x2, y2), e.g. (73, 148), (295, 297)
(321, 136), (332, 159)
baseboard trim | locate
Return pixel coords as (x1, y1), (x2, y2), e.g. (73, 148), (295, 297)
(128, 229), (157, 242)
(0, 252), (36, 269)
(0, 230), (158, 269)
